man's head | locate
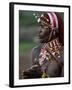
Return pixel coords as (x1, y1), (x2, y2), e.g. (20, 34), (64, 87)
(39, 23), (51, 40)
(38, 14), (52, 40)
(34, 12), (64, 44)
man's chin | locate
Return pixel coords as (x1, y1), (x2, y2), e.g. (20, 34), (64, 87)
(39, 38), (48, 43)
(39, 34), (44, 39)
(38, 35), (50, 43)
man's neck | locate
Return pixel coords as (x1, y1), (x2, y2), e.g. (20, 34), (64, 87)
(40, 36), (58, 43)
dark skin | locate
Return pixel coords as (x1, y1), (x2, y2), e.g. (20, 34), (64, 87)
(39, 23), (51, 41)
(39, 24), (64, 77)
(22, 18), (64, 78)
(39, 23), (59, 43)
(39, 26), (50, 39)
(22, 65), (42, 79)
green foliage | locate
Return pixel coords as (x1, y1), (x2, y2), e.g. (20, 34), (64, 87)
(19, 42), (36, 53)
(19, 11), (38, 27)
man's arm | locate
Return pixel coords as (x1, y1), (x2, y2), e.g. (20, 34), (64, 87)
(21, 45), (42, 79)
(31, 45), (41, 65)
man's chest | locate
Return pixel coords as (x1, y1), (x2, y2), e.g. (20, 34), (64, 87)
(38, 38), (64, 66)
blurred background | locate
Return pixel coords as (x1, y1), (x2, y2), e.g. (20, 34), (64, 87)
(19, 11), (39, 79)
(19, 10), (64, 79)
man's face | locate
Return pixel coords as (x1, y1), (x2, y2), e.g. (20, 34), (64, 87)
(39, 24), (51, 39)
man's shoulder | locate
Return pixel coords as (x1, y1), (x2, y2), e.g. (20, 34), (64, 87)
(31, 44), (43, 64)
(32, 44), (43, 53)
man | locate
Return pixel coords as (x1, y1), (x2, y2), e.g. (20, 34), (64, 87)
(22, 12), (64, 78)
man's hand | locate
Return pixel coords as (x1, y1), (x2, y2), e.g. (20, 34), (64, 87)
(21, 65), (42, 79)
